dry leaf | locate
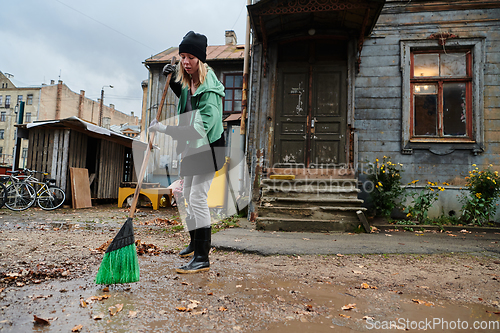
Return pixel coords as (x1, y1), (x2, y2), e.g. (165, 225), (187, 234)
(352, 270), (362, 274)
(93, 313), (104, 320)
(302, 238), (310, 241)
(218, 306), (228, 312)
(341, 303), (356, 310)
(128, 311), (138, 318)
(33, 315), (50, 325)
(109, 304), (123, 316)
(72, 324), (83, 332)
(79, 298), (87, 308)
(360, 283), (370, 289)
(191, 308), (208, 315)
(363, 316), (375, 321)
(339, 314), (351, 318)
(336, 253), (344, 257)
(102, 287), (109, 292)
(412, 299), (433, 306)
(176, 307), (188, 312)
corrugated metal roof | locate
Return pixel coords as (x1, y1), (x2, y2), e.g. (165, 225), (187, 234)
(145, 44), (245, 64)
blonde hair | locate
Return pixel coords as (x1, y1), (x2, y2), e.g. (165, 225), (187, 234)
(175, 60), (209, 89)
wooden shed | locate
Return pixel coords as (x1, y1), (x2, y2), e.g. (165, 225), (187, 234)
(22, 117), (140, 201)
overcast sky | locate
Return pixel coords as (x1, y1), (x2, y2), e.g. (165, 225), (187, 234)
(0, 0), (248, 118)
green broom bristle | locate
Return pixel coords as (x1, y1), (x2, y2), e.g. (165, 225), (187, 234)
(95, 243), (140, 285)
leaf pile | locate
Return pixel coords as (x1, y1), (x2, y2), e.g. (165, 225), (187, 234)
(139, 218), (180, 226)
(135, 240), (163, 256)
(0, 265), (71, 287)
(95, 239), (167, 256)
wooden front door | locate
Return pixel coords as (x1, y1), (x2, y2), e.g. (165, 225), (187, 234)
(274, 63), (347, 167)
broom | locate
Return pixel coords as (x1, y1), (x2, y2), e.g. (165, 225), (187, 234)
(95, 57), (176, 285)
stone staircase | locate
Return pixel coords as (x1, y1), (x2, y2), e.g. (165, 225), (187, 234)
(256, 178), (366, 232)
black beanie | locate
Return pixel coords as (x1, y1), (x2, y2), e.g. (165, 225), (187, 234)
(179, 31), (207, 63)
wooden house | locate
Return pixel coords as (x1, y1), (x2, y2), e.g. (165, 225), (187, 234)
(22, 117), (140, 202)
(245, 0), (500, 230)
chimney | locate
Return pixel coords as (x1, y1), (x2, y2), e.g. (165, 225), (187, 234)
(131, 111), (134, 117)
(110, 104), (115, 109)
(50, 80), (55, 85)
(225, 30), (237, 45)
(78, 90), (85, 119)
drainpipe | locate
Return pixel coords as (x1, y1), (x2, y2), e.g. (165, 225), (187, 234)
(239, 0), (251, 196)
(55, 80), (63, 119)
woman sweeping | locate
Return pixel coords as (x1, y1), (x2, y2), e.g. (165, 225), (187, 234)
(150, 31), (225, 274)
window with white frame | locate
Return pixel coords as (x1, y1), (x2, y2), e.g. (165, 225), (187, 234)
(0, 130), (4, 140)
(17, 95), (23, 104)
(5, 95), (10, 109)
(400, 38), (485, 155)
(27, 94), (33, 105)
(25, 112), (31, 123)
(0, 112), (5, 122)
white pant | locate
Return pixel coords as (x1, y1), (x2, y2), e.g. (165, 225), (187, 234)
(183, 172), (215, 231)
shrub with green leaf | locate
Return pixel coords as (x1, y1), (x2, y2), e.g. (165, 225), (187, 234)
(460, 164), (500, 225)
(405, 181), (445, 224)
(367, 156), (404, 217)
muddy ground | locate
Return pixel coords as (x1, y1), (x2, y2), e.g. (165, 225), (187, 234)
(0, 205), (500, 332)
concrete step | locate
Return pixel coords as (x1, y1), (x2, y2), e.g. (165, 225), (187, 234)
(261, 178), (358, 189)
(261, 189), (360, 200)
(261, 178), (360, 200)
(261, 197), (365, 208)
(255, 217), (360, 232)
(259, 205), (366, 220)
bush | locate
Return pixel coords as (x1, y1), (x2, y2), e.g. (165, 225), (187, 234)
(367, 156), (404, 217)
(405, 181), (445, 224)
(460, 164), (500, 225)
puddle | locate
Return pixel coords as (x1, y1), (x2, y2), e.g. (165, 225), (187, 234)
(1, 254), (499, 332)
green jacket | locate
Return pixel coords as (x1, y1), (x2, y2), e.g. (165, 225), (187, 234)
(177, 69), (224, 149)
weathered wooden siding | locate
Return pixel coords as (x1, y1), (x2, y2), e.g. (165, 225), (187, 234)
(355, 1), (500, 217)
(27, 128), (70, 191)
(356, 3), (500, 180)
(95, 140), (125, 199)
(65, 131), (88, 195)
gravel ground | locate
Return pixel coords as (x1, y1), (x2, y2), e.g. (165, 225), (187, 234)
(0, 205), (499, 332)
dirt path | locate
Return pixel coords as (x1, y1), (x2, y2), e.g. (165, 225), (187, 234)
(0, 205), (499, 332)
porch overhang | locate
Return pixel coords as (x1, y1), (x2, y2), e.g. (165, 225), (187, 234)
(248, 0), (386, 42)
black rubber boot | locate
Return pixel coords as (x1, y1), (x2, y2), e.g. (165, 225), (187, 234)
(176, 227), (211, 274)
(178, 217), (196, 257)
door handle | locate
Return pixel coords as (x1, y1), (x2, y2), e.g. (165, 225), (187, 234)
(310, 117), (317, 134)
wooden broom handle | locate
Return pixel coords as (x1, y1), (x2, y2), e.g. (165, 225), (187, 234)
(129, 57), (176, 218)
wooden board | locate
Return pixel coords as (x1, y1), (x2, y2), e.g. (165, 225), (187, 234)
(70, 167), (92, 209)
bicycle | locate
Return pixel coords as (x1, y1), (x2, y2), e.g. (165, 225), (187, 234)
(22, 169), (66, 210)
(2, 170), (36, 211)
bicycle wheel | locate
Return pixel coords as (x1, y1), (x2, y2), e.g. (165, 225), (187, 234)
(5, 182), (36, 211)
(37, 186), (66, 210)
(0, 183), (6, 209)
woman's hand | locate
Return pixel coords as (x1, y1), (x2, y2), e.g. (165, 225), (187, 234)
(149, 119), (167, 133)
(162, 64), (176, 77)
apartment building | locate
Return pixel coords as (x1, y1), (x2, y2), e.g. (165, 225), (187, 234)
(0, 71), (139, 167)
